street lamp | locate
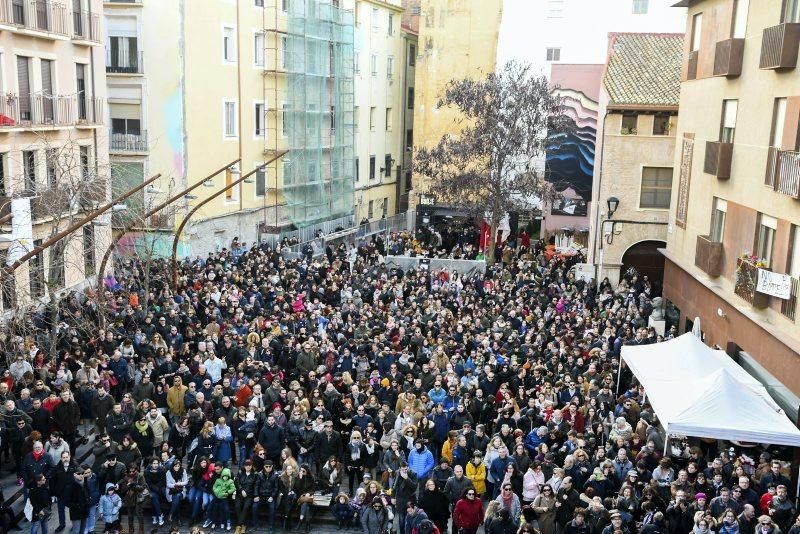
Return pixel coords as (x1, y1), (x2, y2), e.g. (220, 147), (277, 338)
(607, 196), (620, 219)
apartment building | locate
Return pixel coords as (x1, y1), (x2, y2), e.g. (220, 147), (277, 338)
(104, 0), (355, 258)
(409, 0), (503, 207)
(590, 33), (682, 287)
(350, 0), (403, 223)
(665, 0), (800, 398)
(0, 0), (108, 312)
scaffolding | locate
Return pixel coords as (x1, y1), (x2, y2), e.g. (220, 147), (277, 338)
(263, 0), (355, 229)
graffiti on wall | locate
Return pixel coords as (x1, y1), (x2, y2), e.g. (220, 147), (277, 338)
(546, 88), (598, 203)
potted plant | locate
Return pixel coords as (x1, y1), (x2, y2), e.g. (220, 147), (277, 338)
(735, 252), (770, 308)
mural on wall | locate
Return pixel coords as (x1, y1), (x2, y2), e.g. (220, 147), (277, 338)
(546, 87), (598, 204)
(163, 87), (185, 178)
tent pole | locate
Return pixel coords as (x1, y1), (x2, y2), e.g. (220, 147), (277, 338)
(663, 433), (670, 457)
(616, 360), (623, 396)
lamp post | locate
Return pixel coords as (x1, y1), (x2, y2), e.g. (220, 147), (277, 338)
(170, 150), (288, 291)
(1, 173), (162, 284)
(95, 160), (240, 319)
(597, 196), (620, 290)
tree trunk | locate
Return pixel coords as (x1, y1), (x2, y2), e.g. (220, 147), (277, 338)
(486, 215), (499, 266)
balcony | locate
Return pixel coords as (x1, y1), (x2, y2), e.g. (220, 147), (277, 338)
(0, 0), (69, 37)
(782, 276), (798, 321)
(760, 23), (800, 70)
(735, 258), (771, 308)
(75, 96), (103, 126)
(703, 141), (733, 179)
(106, 50), (144, 75)
(713, 38), (744, 77)
(0, 94), (75, 128)
(71, 9), (100, 43)
(109, 129), (148, 152)
(694, 235), (723, 277)
(765, 146), (800, 198)
(687, 50), (698, 80)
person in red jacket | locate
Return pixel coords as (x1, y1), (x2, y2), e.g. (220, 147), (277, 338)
(453, 488), (484, 534)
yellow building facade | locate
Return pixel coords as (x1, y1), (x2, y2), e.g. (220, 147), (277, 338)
(409, 0), (502, 206)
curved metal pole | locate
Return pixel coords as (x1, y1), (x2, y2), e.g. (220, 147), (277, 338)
(170, 150), (288, 292)
(1, 173), (162, 281)
(95, 160), (240, 322)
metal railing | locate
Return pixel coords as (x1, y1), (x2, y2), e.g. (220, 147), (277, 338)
(76, 95), (103, 124)
(781, 276), (798, 321)
(105, 0), (142, 3)
(72, 9), (99, 41)
(760, 22), (800, 70)
(0, 93), (104, 128)
(109, 129), (148, 152)
(765, 146), (779, 188)
(106, 50), (144, 74)
(0, 0), (69, 35)
(775, 149), (800, 198)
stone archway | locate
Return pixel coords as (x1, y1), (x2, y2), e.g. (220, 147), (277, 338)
(621, 240), (667, 286)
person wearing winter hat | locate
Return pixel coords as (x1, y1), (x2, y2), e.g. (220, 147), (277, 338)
(99, 483), (122, 532)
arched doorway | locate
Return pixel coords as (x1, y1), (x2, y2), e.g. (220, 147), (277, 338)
(621, 240), (666, 286)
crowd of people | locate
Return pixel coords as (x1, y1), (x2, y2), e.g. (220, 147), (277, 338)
(0, 223), (796, 534)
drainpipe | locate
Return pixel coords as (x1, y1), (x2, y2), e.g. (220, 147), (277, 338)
(592, 108), (611, 288)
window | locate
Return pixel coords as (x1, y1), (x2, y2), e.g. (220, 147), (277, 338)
(546, 48), (561, 61)
(254, 0), (263, 6)
(384, 154), (392, 177)
(407, 87), (414, 110)
(653, 113), (671, 136)
(755, 213), (777, 267)
(639, 167), (673, 209)
(80, 145), (90, 181)
(330, 105), (335, 131)
(783, 0), (800, 23)
(354, 51), (360, 74)
(282, 103), (289, 136)
(720, 99), (738, 143)
(371, 54), (377, 76)
(40, 59), (53, 122)
(29, 240), (44, 299)
(770, 97), (786, 148)
(224, 101), (237, 138)
(46, 149), (57, 188)
(108, 36), (139, 73)
(632, 0), (648, 14)
(83, 225), (95, 276)
(385, 108), (392, 131)
(75, 63), (87, 120)
(790, 225), (800, 278)
(354, 1), (360, 26)
(23, 150), (36, 192)
(255, 103), (265, 137)
(368, 200), (374, 218)
(224, 167), (237, 201)
(255, 165), (265, 197)
(111, 117), (141, 136)
(388, 13), (394, 35)
(732, 0), (749, 38)
(16, 56), (31, 121)
(369, 155), (376, 179)
(223, 26), (236, 63)
(371, 7), (379, 32)
(409, 43), (416, 66)
(369, 107), (376, 131)
(621, 113), (638, 134)
(254, 32), (265, 67)
(387, 56), (394, 79)
(282, 160), (292, 186)
(0, 154), (5, 196)
(355, 157), (359, 182)
(0, 248), (15, 310)
(382, 197), (388, 217)
(281, 36), (288, 69)
(406, 129), (413, 151)
(710, 198), (727, 243)
(691, 13), (702, 52)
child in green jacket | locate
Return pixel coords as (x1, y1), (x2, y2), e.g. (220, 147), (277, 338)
(203, 468), (236, 530)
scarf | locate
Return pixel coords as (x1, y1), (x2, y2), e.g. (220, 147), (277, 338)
(135, 421), (149, 435)
(175, 424), (190, 437)
(501, 491), (514, 509)
(32, 450), (44, 462)
(350, 442), (361, 460)
(364, 442), (375, 455)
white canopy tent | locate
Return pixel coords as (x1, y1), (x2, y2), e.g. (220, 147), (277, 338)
(620, 333), (800, 447)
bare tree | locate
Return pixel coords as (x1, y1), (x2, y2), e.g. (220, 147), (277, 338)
(413, 61), (571, 263)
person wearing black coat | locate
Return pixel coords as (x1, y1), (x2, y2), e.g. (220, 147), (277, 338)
(253, 461), (281, 532)
(144, 459), (167, 526)
(418, 479), (450, 534)
(52, 391), (81, 454)
(234, 461), (258, 529)
(316, 424), (344, 472)
(50, 451), (79, 531)
(487, 508), (518, 534)
(555, 478), (581, 529)
(66, 471), (92, 533)
(28, 474), (51, 530)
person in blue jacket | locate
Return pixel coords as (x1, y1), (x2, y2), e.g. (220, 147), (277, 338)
(407, 439), (434, 493)
(525, 426), (549, 459)
(489, 446), (516, 498)
(429, 405), (450, 463)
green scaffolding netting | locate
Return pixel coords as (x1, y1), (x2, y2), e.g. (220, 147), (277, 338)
(284, 0), (355, 228)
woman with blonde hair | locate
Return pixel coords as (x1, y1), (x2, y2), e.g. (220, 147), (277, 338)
(280, 447), (299, 473)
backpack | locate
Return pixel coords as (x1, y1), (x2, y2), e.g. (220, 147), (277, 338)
(413, 519), (440, 534)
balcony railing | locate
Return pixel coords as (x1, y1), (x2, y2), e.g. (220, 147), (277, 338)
(781, 276), (799, 321)
(764, 146), (800, 198)
(0, 94), (103, 129)
(765, 146), (780, 188)
(713, 38), (744, 77)
(760, 22), (800, 70)
(76, 96), (103, 125)
(106, 50), (144, 74)
(734, 258), (771, 308)
(703, 140), (733, 179)
(72, 9), (99, 42)
(105, 0), (142, 3)
(695, 235), (723, 277)
(687, 50), (698, 80)
(0, 0), (69, 36)
(109, 130), (148, 152)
